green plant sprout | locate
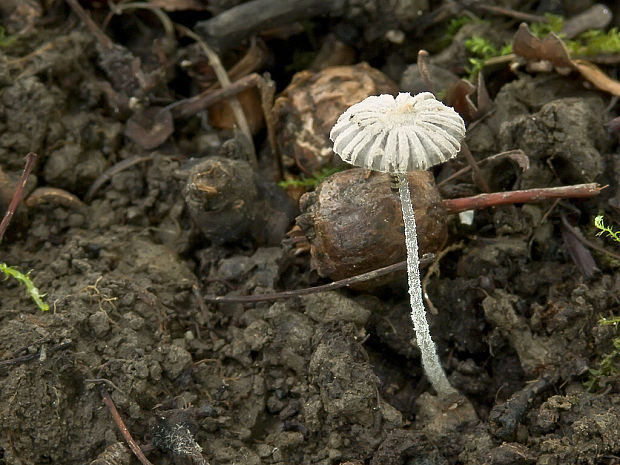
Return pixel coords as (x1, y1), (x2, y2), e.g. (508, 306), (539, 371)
(465, 35), (512, 81)
(0, 263), (49, 311)
(278, 167), (342, 190)
(594, 215), (620, 242)
(584, 216), (620, 390)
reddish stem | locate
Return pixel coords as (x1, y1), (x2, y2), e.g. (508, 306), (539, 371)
(101, 390), (154, 465)
(442, 183), (603, 214)
(0, 152), (37, 243)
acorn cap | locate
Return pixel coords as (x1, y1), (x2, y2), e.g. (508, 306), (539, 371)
(330, 92), (466, 173)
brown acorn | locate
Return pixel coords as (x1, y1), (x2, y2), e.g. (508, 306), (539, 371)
(296, 168), (447, 281)
(184, 157), (297, 246)
(273, 63), (397, 175)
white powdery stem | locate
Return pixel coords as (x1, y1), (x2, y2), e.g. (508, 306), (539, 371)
(397, 173), (456, 397)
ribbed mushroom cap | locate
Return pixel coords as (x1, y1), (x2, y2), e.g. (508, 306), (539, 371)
(330, 92), (466, 173)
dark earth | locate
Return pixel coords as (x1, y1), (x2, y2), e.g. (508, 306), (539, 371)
(2, 1), (620, 464)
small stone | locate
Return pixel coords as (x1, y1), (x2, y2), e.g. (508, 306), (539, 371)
(88, 311), (110, 337)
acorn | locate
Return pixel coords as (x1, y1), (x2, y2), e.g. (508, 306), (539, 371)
(184, 157), (297, 246)
(273, 63), (397, 175)
(297, 167), (448, 281)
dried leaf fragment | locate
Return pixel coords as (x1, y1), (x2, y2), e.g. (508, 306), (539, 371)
(513, 22), (620, 97)
(445, 79), (477, 122)
(573, 59), (620, 96)
(513, 23), (573, 68)
(125, 107), (174, 149)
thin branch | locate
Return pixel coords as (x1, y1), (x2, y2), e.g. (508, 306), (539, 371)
(105, 2), (175, 42)
(177, 25), (257, 168)
(201, 254), (434, 303)
(437, 149), (526, 188)
(65, 0), (114, 49)
(467, 2), (547, 23)
(442, 184), (603, 214)
(0, 152), (37, 243)
(168, 72), (262, 117)
(460, 141), (491, 193)
(85, 155), (153, 202)
(101, 390), (154, 465)
(0, 340), (72, 369)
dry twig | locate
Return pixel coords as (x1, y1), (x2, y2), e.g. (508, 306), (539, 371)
(101, 390), (154, 465)
(0, 152), (36, 243)
(459, 142), (491, 193)
(201, 254), (434, 303)
(177, 25), (257, 168)
(85, 156), (153, 202)
(442, 184), (603, 214)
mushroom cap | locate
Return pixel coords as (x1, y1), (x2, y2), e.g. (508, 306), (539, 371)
(330, 92), (466, 173)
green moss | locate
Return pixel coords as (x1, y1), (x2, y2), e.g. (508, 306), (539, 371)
(528, 12), (620, 56)
(464, 36), (512, 81)
(530, 13), (565, 38)
(567, 28), (620, 56)
(278, 167), (342, 190)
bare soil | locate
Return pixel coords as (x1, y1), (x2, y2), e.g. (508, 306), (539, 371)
(1, 2), (620, 465)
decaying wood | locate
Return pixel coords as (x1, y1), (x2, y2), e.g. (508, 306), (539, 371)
(194, 0), (340, 51)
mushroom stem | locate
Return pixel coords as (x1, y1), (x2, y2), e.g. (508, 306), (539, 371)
(397, 173), (457, 397)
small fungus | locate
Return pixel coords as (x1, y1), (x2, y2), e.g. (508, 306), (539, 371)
(330, 92), (465, 397)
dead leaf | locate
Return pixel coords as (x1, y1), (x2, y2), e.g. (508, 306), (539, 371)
(513, 23), (574, 68)
(502, 149), (530, 172)
(208, 88), (264, 135)
(574, 59), (620, 96)
(560, 216), (599, 277)
(125, 107), (174, 149)
(476, 71), (492, 116)
(445, 79), (478, 122)
(513, 23), (620, 97)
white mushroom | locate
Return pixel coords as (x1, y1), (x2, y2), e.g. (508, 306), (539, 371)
(330, 92), (465, 397)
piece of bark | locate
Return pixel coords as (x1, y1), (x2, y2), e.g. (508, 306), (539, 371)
(194, 0), (341, 52)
